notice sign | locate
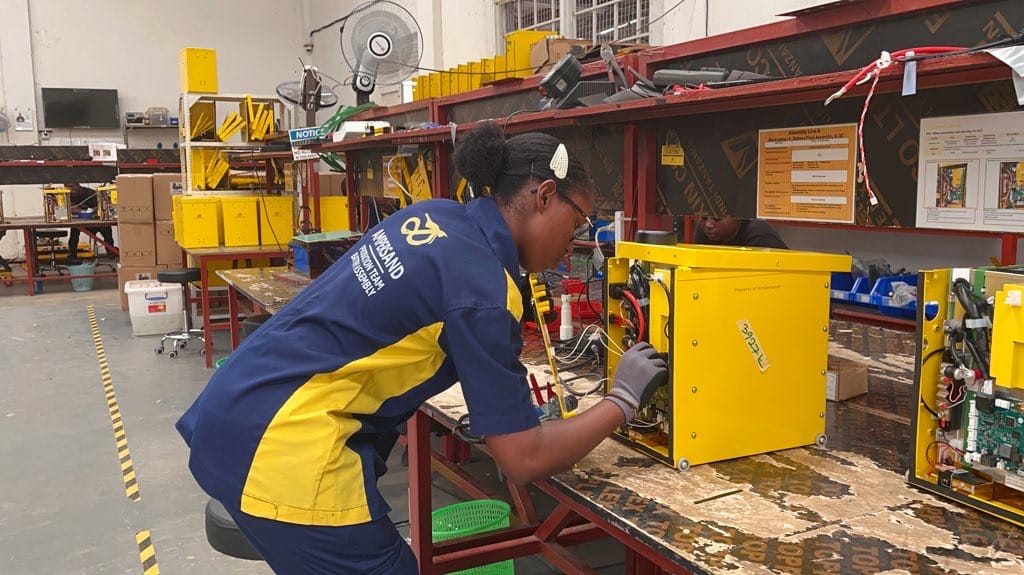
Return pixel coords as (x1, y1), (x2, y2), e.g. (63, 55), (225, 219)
(757, 124), (857, 223)
(916, 110), (1024, 233)
(289, 126), (325, 161)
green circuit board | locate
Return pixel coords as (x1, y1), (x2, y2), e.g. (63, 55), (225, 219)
(963, 391), (1024, 473)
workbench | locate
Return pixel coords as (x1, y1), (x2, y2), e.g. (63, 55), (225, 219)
(215, 266), (309, 350)
(182, 246), (288, 367)
(407, 323), (1024, 574)
(173, 251), (1024, 573)
(0, 217), (118, 295)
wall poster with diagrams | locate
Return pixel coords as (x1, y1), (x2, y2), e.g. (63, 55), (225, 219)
(916, 110), (1024, 232)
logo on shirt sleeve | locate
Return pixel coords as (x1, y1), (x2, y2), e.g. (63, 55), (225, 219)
(401, 213), (447, 246)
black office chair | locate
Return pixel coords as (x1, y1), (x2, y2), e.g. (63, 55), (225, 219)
(35, 230), (68, 275)
(154, 268), (205, 358)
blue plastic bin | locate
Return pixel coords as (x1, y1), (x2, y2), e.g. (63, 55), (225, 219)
(869, 274), (918, 317)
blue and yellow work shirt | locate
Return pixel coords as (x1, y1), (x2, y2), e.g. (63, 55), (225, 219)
(177, 198), (539, 526)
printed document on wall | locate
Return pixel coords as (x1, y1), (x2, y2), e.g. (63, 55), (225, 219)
(757, 124), (857, 224)
(916, 111), (1024, 232)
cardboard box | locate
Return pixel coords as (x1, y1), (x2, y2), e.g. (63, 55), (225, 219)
(118, 222), (157, 267)
(152, 173), (182, 221)
(117, 265), (164, 311)
(826, 356), (869, 401)
(530, 37), (587, 75)
(155, 220), (182, 266)
(116, 174), (154, 223)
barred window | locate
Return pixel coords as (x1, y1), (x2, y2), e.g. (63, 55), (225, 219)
(499, 0), (561, 34)
(574, 0), (650, 44)
(499, 0), (650, 44)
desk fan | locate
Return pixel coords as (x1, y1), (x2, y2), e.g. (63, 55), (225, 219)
(341, 1), (423, 105)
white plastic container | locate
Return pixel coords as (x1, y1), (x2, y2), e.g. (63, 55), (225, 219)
(124, 280), (184, 336)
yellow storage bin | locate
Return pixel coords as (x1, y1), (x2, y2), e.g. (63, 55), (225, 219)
(258, 196), (294, 246)
(219, 196), (259, 247)
(180, 47), (218, 93)
(505, 30), (550, 78)
(457, 64), (470, 93)
(428, 73), (441, 98)
(318, 196), (350, 232)
(174, 196), (221, 249)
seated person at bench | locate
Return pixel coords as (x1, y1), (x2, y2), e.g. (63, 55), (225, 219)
(694, 215), (787, 249)
(65, 183), (115, 262)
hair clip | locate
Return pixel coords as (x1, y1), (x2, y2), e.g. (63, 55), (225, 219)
(549, 143), (568, 179)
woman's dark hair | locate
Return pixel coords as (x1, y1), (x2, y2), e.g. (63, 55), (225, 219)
(453, 121), (591, 206)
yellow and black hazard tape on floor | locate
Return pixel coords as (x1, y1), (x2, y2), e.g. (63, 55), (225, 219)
(88, 306), (161, 574)
(136, 530), (161, 575)
(88, 306), (141, 502)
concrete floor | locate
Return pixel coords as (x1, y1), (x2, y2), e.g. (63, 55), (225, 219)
(0, 282), (624, 574)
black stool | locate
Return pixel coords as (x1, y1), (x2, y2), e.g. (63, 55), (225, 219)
(204, 499), (261, 560)
(35, 230), (68, 275)
(155, 268), (205, 358)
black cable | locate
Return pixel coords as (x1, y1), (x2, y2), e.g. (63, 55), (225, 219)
(902, 29), (1024, 63)
(395, 61), (546, 76)
(962, 337), (990, 379)
(503, 108), (530, 132)
(920, 397), (940, 420)
(452, 413), (484, 444)
(251, 149), (284, 252)
(649, 0), (689, 26)
(309, 14), (351, 40)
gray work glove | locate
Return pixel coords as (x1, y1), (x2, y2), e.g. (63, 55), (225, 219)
(604, 342), (668, 423)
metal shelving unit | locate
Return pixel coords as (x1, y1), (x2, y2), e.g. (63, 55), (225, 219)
(178, 92), (285, 195)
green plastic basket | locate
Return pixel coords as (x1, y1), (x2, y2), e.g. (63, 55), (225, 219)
(66, 262), (96, 292)
(432, 500), (514, 575)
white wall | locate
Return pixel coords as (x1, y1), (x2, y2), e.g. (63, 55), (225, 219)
(308, 0), (496, 109)
(0, 0), (310, 260)
(650, 0), (835, 45)
(28, 0), (308, 136)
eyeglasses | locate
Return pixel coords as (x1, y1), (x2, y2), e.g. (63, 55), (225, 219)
(559, 191), (594, 240)
(530, 187), (593, 240)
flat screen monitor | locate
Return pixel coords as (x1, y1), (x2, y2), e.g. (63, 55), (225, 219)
(41, 88), (120, 129)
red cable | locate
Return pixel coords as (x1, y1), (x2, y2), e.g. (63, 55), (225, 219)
(857, 72), (882, 206)
(826, 46), (965, 105)
(621, 289), (645, 341)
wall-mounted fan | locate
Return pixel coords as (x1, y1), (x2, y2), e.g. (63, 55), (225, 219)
(340, 1), (423, 105)
(276, 65), (339, 126)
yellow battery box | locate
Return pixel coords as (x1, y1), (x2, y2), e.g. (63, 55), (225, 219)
(606, 241), (849, 470)
(218, 196), (259, 247)
(258, 196), (294, 246)
(173, 196), (221, 249)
